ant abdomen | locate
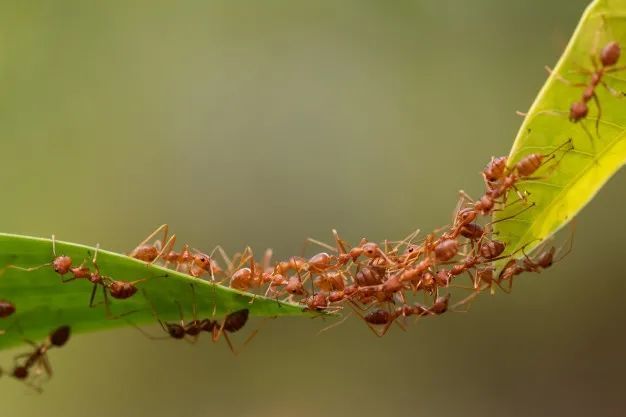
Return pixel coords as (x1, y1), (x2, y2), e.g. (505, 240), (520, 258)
(0, 300), (16, 318)
(49, 325), (71, 347)
(132, 246), (159, 262)
(480, 240), (506, 259)
(223, 309), (249, 333)
(434, 239), (458, 262)
(364, 309), (392, 325)
(601, 41), (621, 67)
(516, 153), (544, 177)
(355, 267), (383, 286)
(108, 281), (138, 299)
(460, 223), (484, 240)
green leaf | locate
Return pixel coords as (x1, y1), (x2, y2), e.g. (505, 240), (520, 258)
(0, 233), (311, 350)
(493, 0), (626, 261)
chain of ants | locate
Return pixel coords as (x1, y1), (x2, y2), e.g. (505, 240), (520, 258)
(0, 37), (621, 391)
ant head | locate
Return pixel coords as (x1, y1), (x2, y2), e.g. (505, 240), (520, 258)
(457, 208), (477, 225)
(193, 254), (211, 269)
(167, 324), (186, 339)
(307, 293), (328, 310)
(361, 242), (379, 258)
(13, 366), (28, 380)
(52, 256), (72, 275)
(285, 276), (305, 294)
(484, 156), (507, 181)
(601, 41), (621, 66)
(435, 270), (451, 286)
(403, 244), (420, 257)
(432, 294), (451, 314)
(569, 101), (588, 122)
(49, 325), (71, 347)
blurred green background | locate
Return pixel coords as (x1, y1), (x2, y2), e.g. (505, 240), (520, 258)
(1, 0), (625, 416)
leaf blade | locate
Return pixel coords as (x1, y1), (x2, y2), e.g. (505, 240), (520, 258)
(0, 233), (311, 350)
(494, 0), (626, 261)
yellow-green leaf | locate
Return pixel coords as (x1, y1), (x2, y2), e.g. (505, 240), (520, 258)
(494, 0), (626, 261)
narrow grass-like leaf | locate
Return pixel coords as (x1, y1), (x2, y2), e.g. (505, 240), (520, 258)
(494, 0), (626, 262)
(0, 233), (311, 350)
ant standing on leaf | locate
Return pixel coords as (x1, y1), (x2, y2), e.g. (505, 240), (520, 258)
(545, 23), (625, 148)
(128, 224), (177, 265)
(6, 235), (91, 281)
(87, 243), (168, 318)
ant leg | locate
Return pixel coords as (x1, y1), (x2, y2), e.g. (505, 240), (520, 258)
(544, 66), (587, 87)
(305, 237), (337, 253)
(579, 121), (597, 156)
(332, 229), (349, 257)
(450, 285), (489, 312)
(213, 245), (234, 275)
(102, 287), (112, 318)
(91, 243), (101, 272)
(347, 303), (391, 337)
(555, 221), (576, 263)
(88, 283), (98, 308)
(457, 190), (476, 207)
(40, 355), (53, 379)
(6, 263), (51, 273)
(154, 234), (177, 265)
(173, 300), (186, 327)
(51, 234), (58, 257)
(129, 224), (169, 255)
(222, 332), (239, 356)
(189, 283), (198, 321)
(592, 92), (602, 138)
(317, 312), (352, 335)
(489, 202), (536, 227)
(391, 228), (421, 253)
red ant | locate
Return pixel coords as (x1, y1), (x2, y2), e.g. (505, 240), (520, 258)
(353, 294), (451, 337)
(231, 248), (276, 292)
(7, 235), (91, 281)
(498, 242), (569, 291)
(10, 325), (70, 392)
(139, 285), (257, 355)
(547, 39), (624, 140)
(309, 230), (395, 268)
(129, 224), (177, 264)
(161, 243), (224, 280)
(85, 244), (157, 316)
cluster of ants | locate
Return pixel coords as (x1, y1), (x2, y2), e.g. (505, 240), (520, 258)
(0, 34), (620, 392)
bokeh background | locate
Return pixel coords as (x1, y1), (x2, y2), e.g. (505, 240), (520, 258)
(1, 0), (625, 416)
